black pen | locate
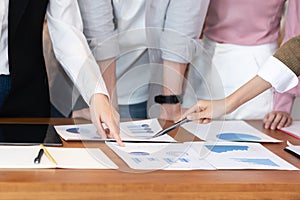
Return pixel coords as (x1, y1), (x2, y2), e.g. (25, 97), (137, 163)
(152, 117), (191, 138)
(34, 148), (44, 164)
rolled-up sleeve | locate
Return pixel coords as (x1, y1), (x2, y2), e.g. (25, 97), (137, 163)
(257, 56), (299, 93)
(160, 0), (210, 63)
(78, 0), (119, 61)
(46, 0), (109, 105)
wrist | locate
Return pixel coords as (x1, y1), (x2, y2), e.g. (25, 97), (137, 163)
(159, 103), (182, 121)
(225, 96), (236, 114)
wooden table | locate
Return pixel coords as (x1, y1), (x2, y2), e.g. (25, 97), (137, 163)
(0, 118), (299, 200)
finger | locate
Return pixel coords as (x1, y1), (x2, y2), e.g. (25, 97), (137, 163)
(197, 118), (204, 124)
(181, 103), (199, 120)
(105, 119), (124, 147)
(271, 114), (282, 130)
(285, 117), (292, 127)
(264, 113), (275, 129)
(277, 116), (287, 129)
(90, 110), (107, 139)
(202, 118), (211, 124)
(263, 114), (269, 124)
(187, 109), (211, 122)
(105, 128), (112, 138)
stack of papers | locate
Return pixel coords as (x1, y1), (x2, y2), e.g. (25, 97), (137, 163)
(280, 121), (300, 140)
(0, 146), (118, 169)
(55, 119), (175, 143)
(106, 141), (298, 170)
(181, 120), (281, 143)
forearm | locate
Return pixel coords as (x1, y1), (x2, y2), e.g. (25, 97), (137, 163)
(159, 59), (188, 120)
(47, 1), (109, 104)
(97, 58), (118, 109)
(226, 76), (272, 114)
(162, 60), (187, 95)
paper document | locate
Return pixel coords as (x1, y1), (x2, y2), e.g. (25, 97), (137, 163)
(200, 142), (297, 170)
(280, 121), (300, 140)
(181, 120), (281, 143)
(55, 119), (175, 142)
(106, 142), (215, 170)
(285, 141), (300, 158)
(106, 141), (297, 170)
(0, 146), (117, 169)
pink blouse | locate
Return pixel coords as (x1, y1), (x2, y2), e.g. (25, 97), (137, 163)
(204, 0), (299, 45)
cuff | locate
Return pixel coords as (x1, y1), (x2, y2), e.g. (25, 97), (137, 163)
(257, 56), (299, 93)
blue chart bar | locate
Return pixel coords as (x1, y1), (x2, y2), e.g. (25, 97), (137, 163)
(129, 151), (150, 156)
(126, 124), (154, 134)
(66, 128), (80, 134)
(232, 158), (279, 167)
(205, 145), (249, 153)
(66, 128), (90, 134)
(216, 133), (261, 141)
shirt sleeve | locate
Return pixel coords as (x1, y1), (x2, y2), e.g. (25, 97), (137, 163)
(282, 0), (300, 44)
(160, 0), (210, 63)
(273, 90), (295, 114)
(257, 56), (299, 93)
(78, 0), (119, 61)
(46, 0), (109, 105)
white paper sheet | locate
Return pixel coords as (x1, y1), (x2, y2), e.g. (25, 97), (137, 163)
(106, 142), (215, 170)
(285, 141), (300, 158)
(0, 146), (117, 169)
(198, 142), (297, 170)
(181, 120), (281, 143)
(55, 119), (176, 142)
(280, 121), (300, 140)
(106, 141), (298, 170)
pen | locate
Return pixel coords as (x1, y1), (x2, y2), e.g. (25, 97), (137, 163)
(34, 148), (44, 164)
(39, 144), (58, 165)
(152, 117), (191, 138)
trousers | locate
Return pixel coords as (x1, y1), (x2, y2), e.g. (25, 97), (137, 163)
(0, 75), (11, 108)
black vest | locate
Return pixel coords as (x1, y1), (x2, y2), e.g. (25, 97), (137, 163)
(0, 0), (50, 117)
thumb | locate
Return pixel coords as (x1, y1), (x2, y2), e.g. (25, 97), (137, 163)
(180, 103), (200, 121)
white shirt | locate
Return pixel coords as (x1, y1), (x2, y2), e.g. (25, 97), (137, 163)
(113, 0), (150, 105)
(0, 0), (9, 75)
(0, 0), (108, 105)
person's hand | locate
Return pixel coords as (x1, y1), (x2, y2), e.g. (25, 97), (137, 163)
(263, 111), (292, 130)
(181, 99), (226, 123)
(89, 93), (124, 146)
(72, 108), (91, 120)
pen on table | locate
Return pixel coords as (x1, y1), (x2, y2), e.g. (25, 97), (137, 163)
(34, 148), (44, 164)
(152, 117), (191, 138)
(39, 144), (58, 165)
